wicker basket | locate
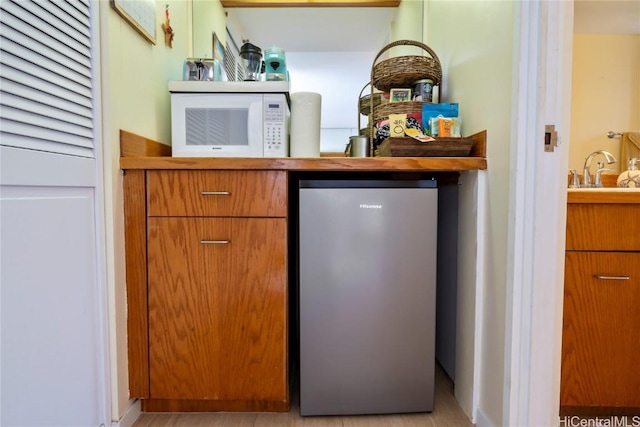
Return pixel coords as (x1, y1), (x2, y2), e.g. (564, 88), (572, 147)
(375, 136), (474, 157)
(357, 81), (384, 117)
(371, 40), (442, 92)
(367, 40), (443, 155)
(373, 101), (425, 123)
(359, 93), (384, 116)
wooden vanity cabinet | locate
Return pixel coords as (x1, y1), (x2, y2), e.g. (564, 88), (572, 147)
(125, 170), (289, 412)
(560, 202), (640, 414)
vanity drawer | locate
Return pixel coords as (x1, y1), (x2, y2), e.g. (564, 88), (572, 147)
(148, 170), (287, 217)
(566, 204), (640, 251)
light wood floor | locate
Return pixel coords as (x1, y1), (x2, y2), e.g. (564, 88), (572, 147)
(133, 364), (474, 427)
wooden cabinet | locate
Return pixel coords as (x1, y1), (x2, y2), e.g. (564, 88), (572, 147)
(561, 202), (640, 414)
(124, 170), (288, 412)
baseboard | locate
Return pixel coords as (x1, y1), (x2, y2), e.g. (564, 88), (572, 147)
(111, 399), (140, 427)
(475, 407), (497, 427)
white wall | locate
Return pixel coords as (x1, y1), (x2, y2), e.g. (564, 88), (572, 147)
(425, 1), (515, 425)
(390, 0), (424, 54)
(98, 0), (223, 421)
(192, 0), (227, 58)
(283, 0), (425, 153)
(288, 51), (374, 152)
(569, 34), (640, 173)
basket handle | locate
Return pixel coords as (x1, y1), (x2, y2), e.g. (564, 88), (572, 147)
(370, 39), (441, 72)
(357, 81), (371, 130)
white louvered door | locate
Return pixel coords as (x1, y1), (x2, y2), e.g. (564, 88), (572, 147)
(0, 1), (109, 426)
(0, 0), (94, 157)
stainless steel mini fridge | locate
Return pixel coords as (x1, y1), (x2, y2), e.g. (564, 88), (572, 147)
(298, 179), (438, 416)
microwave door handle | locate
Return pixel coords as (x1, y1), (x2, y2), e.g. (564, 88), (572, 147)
(247, 100), (262, 149)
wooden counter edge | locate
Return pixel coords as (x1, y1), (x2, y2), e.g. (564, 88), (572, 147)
(119, 129), (487, 171)
(120, 156), (487, 171)
(567, 190), (640, 204)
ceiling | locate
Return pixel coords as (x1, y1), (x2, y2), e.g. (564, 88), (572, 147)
(225, 1), (639, 54)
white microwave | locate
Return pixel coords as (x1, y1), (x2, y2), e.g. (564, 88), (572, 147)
(169, 81), (290, 157)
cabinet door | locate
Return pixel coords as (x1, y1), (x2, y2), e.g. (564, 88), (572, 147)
(147, 217), (287, 401)
(561, 252), (640, 409)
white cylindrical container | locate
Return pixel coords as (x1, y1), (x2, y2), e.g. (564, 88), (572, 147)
(347, 135), (370, 157)
(290, 92), (322, 157)
(617, 158), (640, 188)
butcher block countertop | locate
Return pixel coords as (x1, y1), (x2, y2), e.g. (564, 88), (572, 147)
(119, 130), (487, 172)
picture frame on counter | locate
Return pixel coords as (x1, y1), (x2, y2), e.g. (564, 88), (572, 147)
(390, 88), (411, 103)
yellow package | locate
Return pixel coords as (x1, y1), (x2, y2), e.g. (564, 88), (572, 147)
(389, 113), (407, 138)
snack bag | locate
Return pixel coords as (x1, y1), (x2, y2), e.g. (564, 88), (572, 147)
(422, 103), (459, 135)
(430, 116), (462, 137)
(389, 113), (407, 137)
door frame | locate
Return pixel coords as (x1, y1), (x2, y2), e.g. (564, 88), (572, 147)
(503, 1), (573, 425)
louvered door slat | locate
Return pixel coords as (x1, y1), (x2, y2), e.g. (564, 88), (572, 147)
(56, 0), (90, 22)
(0, 64), (92, 109)
(1, 75), (92, 118)
(1, 92), (93, 131)
(1, 11), (92, 73)
(0, 133), (93, 158)
(0, 53), (91, 96)
(1, 118), (93, 148)
(1, 35), (91, 85)
(12, 0), (90, 47)
(37, 1), (90, 40)
(0, 0), (90, 56)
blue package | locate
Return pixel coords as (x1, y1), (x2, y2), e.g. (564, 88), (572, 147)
(422, 103), (459, 135)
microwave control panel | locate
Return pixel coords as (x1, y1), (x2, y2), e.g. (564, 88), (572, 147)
(263, 96), (288, 157)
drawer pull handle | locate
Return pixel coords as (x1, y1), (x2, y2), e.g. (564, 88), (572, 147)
(200, 240), (230, 245)
(593, 275), (630, 280)
(201, 191), (231, 195)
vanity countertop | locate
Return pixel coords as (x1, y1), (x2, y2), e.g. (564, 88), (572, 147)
(567, 188), (640, 204)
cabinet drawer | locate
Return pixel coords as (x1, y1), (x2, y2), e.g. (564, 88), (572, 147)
(561, 251), (640, 409)
(566, 204), (640, 251)
(148, 170), (286, 217)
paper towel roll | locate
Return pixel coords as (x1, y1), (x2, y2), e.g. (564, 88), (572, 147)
(290, 92), (322, 157)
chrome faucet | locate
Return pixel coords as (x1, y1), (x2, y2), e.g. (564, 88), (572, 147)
(582, 150), (616, 188)
(568, 169), (580, 188)
(593, 162), (613, 188)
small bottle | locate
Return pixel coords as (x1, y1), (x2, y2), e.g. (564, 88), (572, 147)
(617, 158), (640, 188)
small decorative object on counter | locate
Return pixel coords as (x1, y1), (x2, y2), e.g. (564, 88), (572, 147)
(161, 4), (175, 48)
(422, 103), (459, 136)
(617, 157), (640, 188)
(345, 135), (370, 157)
(430, 116), (462, 137)
(239, 41), (263, 81)
(264, 46), (288, 81)
(412, 79), (434, 102)
(389, 113), (407, 137)
(405, 127), (434, 143)
(390, 88), (411, 103)
(183, 58), (214, 81)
